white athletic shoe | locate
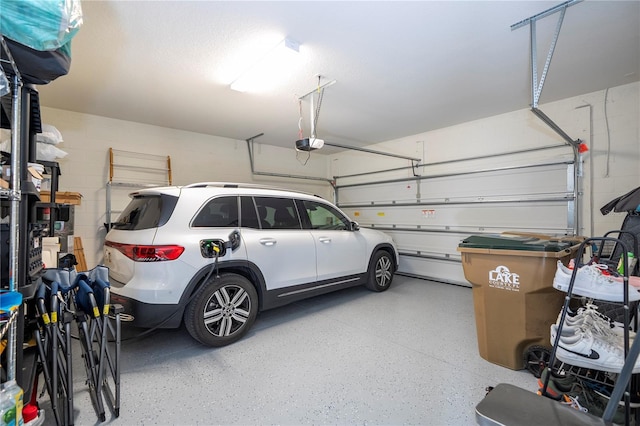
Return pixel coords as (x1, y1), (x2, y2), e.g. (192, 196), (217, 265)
(556, 304), (636, 345)
(551, 324), (640, 374)
(552, 261), (640, 302)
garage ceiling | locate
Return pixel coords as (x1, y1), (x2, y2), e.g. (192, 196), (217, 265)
(36, 1), (640, 153)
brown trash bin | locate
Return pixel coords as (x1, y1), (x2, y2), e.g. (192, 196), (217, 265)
(457, 234), (580, 370)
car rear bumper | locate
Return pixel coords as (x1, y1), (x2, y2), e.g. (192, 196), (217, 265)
(110, 292), (184, 329)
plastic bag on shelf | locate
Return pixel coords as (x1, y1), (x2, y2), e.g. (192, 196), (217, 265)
(36, 124), (64, 145)
(0, 139), (68, 161)
(36, 142), (68, 161)
(0, 0), (83, 52)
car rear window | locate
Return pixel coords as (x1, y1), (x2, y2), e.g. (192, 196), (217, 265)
(111, 194), (177, 230)
(192, 196), (239, 228)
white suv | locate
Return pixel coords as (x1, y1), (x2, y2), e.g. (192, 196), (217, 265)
(104, 182), (398, 346)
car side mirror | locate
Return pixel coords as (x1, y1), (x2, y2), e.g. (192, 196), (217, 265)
(350, 221), (360, 231)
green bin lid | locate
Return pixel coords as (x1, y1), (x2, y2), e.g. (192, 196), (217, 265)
(458, 234), (574, 252)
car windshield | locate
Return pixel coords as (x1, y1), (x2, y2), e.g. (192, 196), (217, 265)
(112, 194), (176, 230)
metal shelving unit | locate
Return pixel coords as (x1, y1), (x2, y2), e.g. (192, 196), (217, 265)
(1, 34), (26, 386)
(1, 34), (46, 390)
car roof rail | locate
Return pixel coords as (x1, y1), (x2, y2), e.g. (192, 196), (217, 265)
(181, 182), (321, 197)
(182, 182), (240, 189)
(182, 182), (286, 190)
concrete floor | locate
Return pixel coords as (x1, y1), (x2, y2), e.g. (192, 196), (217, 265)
(38, 275), (538, 425)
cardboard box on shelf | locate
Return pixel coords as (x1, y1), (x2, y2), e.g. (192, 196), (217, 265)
(2, 164), (44, 191)
(40, 191), (82, 205)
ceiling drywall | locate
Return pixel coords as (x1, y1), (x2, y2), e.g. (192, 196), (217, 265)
(36, 1), (640, 153)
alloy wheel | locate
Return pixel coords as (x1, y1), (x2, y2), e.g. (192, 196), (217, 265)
(203, 285), (251, 337)
(375, 255), (393, 287)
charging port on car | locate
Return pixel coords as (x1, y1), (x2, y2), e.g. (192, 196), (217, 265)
(200, 239), (227, 258)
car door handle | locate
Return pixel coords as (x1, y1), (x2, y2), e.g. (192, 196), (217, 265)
(259, 238), (277, 246)
(319, 237), (331, 244)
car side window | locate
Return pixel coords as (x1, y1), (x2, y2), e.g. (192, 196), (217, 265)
(301, 200), (350, 230)
(240, 196), (260, 229)
(254, 197), (301, 230)
(192, 196), (238, 227)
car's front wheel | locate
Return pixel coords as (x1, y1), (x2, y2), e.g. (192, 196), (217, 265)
(184, 273), (258, 347)
(366, 250), (394, 292)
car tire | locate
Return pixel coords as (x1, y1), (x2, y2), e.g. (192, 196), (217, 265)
(184, 273), (258, 347)
(366, 250), (394, 292)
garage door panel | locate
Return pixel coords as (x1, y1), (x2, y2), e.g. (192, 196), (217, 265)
(343, 203), (570, 232)
(398, 256), (469, 287)
(336, 148), (576, 284)
(338, 163), (569, 206)
(389, 230), (471, 258)
(339, 182), (418, 205)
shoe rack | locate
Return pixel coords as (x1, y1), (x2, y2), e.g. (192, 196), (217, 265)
(542, 234), (640, 424)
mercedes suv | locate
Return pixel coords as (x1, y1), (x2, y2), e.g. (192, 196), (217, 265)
(104, 182), (398, 346)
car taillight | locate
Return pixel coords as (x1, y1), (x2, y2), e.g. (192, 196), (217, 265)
(105, 241), (185, 262)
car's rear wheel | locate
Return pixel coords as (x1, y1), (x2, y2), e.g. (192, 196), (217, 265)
(366, 250), (394, 292)
(184, 273), (258, 347)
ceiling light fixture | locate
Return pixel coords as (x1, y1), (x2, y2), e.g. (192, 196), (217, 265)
(230, 37), (300, 93)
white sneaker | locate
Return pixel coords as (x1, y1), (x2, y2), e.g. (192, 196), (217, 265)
(556, 304), (636, 344)
(559, 317), (631, 347)
(551, 324), (640, 374)
(552, 261), (640, 302)
(550, 322), (579, 345)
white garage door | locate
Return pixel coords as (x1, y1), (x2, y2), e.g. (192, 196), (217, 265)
(335, 145), (577, 286)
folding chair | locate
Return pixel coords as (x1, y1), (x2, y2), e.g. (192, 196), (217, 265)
(73, 281), (105, 422)
(32, 280), (74, 426)
(67, 267), (121, 422)
(42, 265), (122, 423)
(91, 277), (121, 418)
